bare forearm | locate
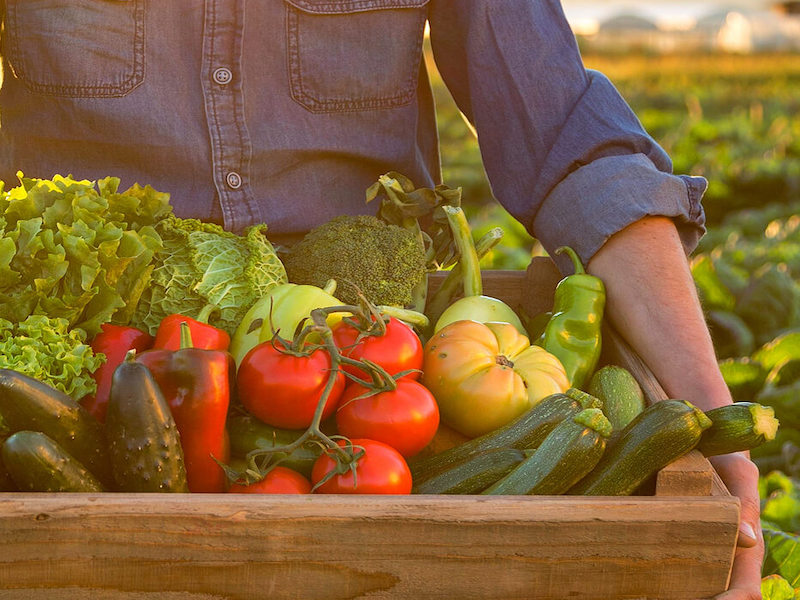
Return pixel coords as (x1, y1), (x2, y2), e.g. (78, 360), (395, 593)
(586, 216), (732, 411)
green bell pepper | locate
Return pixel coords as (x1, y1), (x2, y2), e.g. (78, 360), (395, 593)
(537, 246), (606, 390)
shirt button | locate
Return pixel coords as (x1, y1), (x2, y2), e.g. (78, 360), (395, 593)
(226, 171), (242, 189)
(213, 67), (233, 85)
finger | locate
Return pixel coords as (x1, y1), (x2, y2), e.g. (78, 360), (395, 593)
(710, 453), (761, 548)
(713, 540), (764, 600)
(708, 453), (764, 600)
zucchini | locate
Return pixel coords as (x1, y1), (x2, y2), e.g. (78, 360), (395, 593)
(227, 414), (323, 478)
(412, 447), (528, 495)
(587, 365), (645, 443)
(569, 399), (712, 496)
(0, 369), (113, 487)
(697, 402), (780, 457)
(106, 354), (188, 492)
(409, 388), (601, 483)
(483, 408), (611, 495)
(2, 431), (105, 492)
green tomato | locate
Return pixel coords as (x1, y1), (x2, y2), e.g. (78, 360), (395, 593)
(434, 295), (526, 335)
(230, 283), (343, 366)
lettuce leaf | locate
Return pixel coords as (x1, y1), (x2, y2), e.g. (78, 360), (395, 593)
(0, 173), (171, 336)
(0, 315), (105, 399)
(131, 217), (287, 335)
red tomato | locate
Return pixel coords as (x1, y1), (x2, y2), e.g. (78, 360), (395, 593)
(332, 317), (423, 381)
(311, 439), (412, 494)
(227, 466), (311, 494)
(335, 380), (439, 458)
(237, 341), (345, 429)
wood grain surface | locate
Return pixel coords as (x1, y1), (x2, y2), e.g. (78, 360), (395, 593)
(0, 493), (738, 600)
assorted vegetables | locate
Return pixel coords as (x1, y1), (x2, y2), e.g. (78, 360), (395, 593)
(0, 171), (778, 509)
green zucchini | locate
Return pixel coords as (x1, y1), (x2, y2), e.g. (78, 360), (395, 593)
(227, 414), (323, 478)
(106, 354), (188, 492)
(587, 365), (645, 443)
(483, 408), (611, 495)
(412, 447), (528, 495)
(2, 431), (105, 492)
(569, 399), (712, 496)
(0, 369), (113, 487)
(409, 388), (602, 483)
(697, 402), (780, 457)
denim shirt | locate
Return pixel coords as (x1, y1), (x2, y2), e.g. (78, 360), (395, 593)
(0, 0), (706, 264)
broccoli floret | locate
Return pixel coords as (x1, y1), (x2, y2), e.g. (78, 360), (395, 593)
(283, 214), (427, 308)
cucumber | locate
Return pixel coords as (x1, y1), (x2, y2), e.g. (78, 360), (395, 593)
(227, 414), (323, 478)
(2, 431), (105, 492)
(106, 354), (188, 492)
(587, 365), (645, 443)
(697, 402), (780, 457)
(569, 399), (712, 496)
(0, 369), (113, 487)
(409, 388), (602, 483)
(0, 453), (18, 491)
(483, 408), (611, 495)
(412, 447), (528, 495)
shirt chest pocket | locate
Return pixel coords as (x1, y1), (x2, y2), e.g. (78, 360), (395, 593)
(2, 0), (144, 98)
(285, 0), (429, 113)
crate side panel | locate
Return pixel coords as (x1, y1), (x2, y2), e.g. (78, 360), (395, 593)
(0, 494), (739, 600)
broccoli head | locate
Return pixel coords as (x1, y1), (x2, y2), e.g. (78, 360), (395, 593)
(283, 214), (427, 308)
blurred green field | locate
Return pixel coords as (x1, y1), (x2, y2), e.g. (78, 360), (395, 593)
(429, 50), (800, 268)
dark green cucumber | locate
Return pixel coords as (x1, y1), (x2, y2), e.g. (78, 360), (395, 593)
(0, 452), (17, 491)
(409, 388), (602, 483)
(570, 400), (712, 496)
(587, 365), (645, 443)
(0, 369), (112, 487)
(106, 354), (188, 492)
(2, 431), (105, 492)
(412, 447), (528, 495)
(697, 402), (780, 457)
(228, 414), (323, 478)
(483, 408), (611, 495)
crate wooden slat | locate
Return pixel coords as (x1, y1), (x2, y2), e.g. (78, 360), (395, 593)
(0, 265), (740, 599)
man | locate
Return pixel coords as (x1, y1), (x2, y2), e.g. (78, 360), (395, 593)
(0, 1), (761, 597)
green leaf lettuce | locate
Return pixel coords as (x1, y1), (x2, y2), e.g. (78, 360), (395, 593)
(0, 315), (105, 400)
(0, 173), (171, 336)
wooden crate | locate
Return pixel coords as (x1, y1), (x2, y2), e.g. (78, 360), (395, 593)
(0, 261), (740, 600)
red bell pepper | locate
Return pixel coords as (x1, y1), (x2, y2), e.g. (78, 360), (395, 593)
(153, 304), (230, 351)
(137, 323), (233, 493)
(81, 324), (154, 422)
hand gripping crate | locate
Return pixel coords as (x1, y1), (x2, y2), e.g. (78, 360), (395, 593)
(0, 259), (739, 600)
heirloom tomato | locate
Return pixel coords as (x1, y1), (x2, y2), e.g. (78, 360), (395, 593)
(335, 379), (439, 458)
(237, 341), (345, 429)
(311, 439), (412, 494)
(422, 320), (569, 437)
(331, 317), (423, 381)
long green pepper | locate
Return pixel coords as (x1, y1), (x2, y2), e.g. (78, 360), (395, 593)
(537, 246), (606, 390)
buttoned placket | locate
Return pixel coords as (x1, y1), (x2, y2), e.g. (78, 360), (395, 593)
(200, 0), (263, 231)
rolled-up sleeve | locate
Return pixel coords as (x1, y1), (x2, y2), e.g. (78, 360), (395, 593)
(428, 0), (707, 268)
